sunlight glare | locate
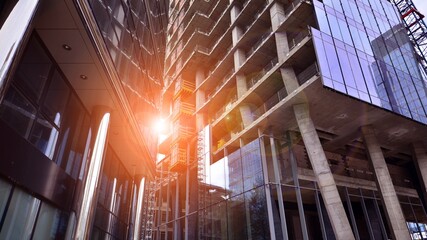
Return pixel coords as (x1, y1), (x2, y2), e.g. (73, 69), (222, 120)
(154, 118), (166, 134)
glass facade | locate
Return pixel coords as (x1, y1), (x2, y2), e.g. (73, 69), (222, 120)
(0, 0), (39, 96)
(0, 178), (69, 239)
(91, 146), (134, 239)
(0, 0), (166, 239)
(202, 138), (269, 240)
(150, 126), (427, 239)
(313, 0), (427, 123)
(0, 33), (90, 178)
(88, 0), (168, 157)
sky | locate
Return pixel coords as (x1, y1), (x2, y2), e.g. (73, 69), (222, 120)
(413, 0), (427, 16)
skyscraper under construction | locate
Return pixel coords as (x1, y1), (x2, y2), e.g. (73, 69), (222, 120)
(148, 0), (427, 239)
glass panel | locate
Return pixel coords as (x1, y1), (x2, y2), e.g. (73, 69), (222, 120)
(301, 188), (321, 239)
(227, 194), (247, 240)
(0, 178), (12, 219)
(0, 86), (36, 138)
(348, 194), (371, 238)
(312, 0), (427, 124)
(314, 6), (330, 35)
(92, 147), (133, 238)
(42, 70), (70, 126)
(14, 35), (52, 101)
(245, 186), (270, 239)
(208, 155), (227, 205)
(241, 139), (263, 192)
(282, 186), (304, 239)
(55, 94), (89, 178)
(32, 203), (67, 240)
(91, 226), (106, 240)
(227, 149), (243, 197)
(0, 188), (40, 240)
(29, 116), (59, 159)
(0, 0), (40, 93)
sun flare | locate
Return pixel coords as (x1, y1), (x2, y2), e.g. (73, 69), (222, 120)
(154, 118), (167, 134)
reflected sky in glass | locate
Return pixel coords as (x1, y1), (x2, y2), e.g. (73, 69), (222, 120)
(313, 0), (427, 123)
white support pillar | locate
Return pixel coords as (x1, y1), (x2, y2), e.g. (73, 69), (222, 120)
(133, 178), (145, 240)
(0, 0), (39, 101)
(74, 106), (111, 240)
(361, 126), (410, 240)
(294, 104), (355, 240)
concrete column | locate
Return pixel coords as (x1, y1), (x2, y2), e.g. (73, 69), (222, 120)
(269, 2), (299, 95)
(233, 48), (246, 70)
(74, 106), (111, 240)
(176, 58), (183, 72)
(275, 33), (290, 62)
(178, 24), (184, 39)
(412, 142), (427, 188)
(234, 49), (247, 129)
(236, 74), (247, 98)
(293, 104), (355, 240)
(230, 5), (240, 23)
(269, 2), (291, 60)
(231, 5), (243, 49)
(196, 69), (205, 130)
(412, 142), (427, 209)
(361, 126), (410, 240)
(281, 67), (299, 94)
(270, 2), (285, 31)
(177, 40), (184, 54)
(239, 105), (253, 128)
(232, 27), (244, 46)
(195, 70), (205, 108)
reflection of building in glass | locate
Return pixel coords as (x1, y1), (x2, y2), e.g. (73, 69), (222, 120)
(371, 23), (427, 121)
(0, 0), (166, 239)
(151, 0), (427, 239)
(313, 0), (427, 123)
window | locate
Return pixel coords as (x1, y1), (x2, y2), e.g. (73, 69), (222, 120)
(0, 33), (90, 177)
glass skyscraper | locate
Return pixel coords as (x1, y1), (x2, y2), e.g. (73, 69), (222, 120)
(0, 0), (166, 239)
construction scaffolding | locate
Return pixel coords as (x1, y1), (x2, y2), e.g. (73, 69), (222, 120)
(392, 0), (427, 78)
(196, 129), (207, 239)
(140, 168), (178, 240)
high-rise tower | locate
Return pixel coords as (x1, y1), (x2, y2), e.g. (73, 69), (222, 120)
(153, 0), (427, 239)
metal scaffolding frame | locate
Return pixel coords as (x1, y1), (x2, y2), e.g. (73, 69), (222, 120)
(141, 169), (178, 240)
